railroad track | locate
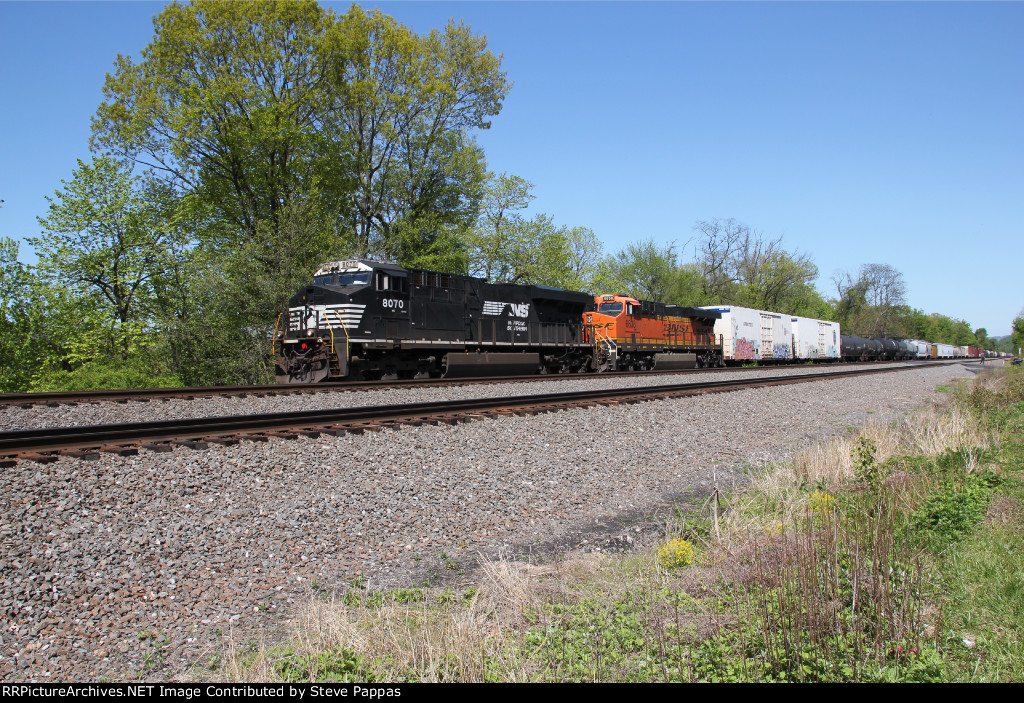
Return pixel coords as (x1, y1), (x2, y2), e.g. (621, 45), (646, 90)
(0, 358), (964, 408)
(0, 363), (962, 465)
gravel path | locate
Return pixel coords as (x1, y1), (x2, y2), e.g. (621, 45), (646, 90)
(1, 362), (918, 431)
(0, 362), (976, 681)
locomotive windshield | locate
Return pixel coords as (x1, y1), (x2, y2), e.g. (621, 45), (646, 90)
(314, 272), (371, 287)
(597, 302), (624, 316)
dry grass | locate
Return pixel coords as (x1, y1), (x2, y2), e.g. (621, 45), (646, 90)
(217, 550), (618, 683)
(728, 401), (993, 542)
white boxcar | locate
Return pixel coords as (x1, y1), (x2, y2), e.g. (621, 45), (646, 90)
(909, 339), (930, 358)
(791, 317), (841, 360)
(930, 343), (955, 359)
(702, 305), (793, 361)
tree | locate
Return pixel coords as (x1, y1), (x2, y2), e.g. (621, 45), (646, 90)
(30, 157), (188, 361)
(465, 173), (534, 282)
(693, 217), (745, 302)
(92, 0), (510, 365)
(693, 218), (818, 312)
(0, 237), (38, 391)
(974, 327), (992, 350)
(1013, 308), (1024, 356)
(833, 263), (908, 336)
(330, 5), (508, 260)
(544, 225), (603, 292)
(93, 0), (340, 244)
(592, 239), (708, 305)
(463, 173), (603, 289)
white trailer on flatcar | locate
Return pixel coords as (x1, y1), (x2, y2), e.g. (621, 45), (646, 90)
(791, 316), (841, 360)
(701, 305), (793, 362)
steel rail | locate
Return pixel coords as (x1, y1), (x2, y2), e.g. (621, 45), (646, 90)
(0, 358), (968, 408)
(0, 363), (952, 463)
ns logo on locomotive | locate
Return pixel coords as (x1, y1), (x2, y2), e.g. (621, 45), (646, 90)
(273, 260), (982, 384)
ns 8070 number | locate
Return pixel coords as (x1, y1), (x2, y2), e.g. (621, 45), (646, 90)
(381, 298), (406, 311)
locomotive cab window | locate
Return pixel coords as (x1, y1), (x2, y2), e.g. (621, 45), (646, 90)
(375, 272), (408, 293)
(338, 272), (371, 286)
(597, 302), (623, 316)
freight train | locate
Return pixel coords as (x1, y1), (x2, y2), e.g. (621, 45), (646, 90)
(273, 259), (976, 383)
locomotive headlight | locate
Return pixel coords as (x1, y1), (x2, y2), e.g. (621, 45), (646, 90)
(306, 328), (316, 337)
(586, 314), (593, 323)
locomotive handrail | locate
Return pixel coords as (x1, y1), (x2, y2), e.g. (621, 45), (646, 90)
(333, 310), (350, 366)
(326, 315), (336, 355)
(272, 313), (282, 358)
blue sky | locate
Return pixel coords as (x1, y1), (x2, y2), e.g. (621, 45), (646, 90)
(1, 1), (1021, 335)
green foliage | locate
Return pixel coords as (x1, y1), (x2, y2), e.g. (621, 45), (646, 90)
(1012, 312), (1024, 356)
(31, 354), (181, 392)
(592, 239), (707, 305)
(273, 647), (375, 683)
(524, 594), (657, 682)
(933, 389), (1024, 681)
(0, 237), (38, 391)
(465, 173), (603, 289)
(853, 436), (882, 487)
(912, 449), (1000, 545)
(94, 0), (341, 242)
(30, 156), (188, 360)
(332, 5), (508, 261)
(899, 309), (978, 346)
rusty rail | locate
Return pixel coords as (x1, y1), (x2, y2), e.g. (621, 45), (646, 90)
(0, 363), (965, 464)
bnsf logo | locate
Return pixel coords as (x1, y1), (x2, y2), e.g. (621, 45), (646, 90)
(482, 301), (530, 318)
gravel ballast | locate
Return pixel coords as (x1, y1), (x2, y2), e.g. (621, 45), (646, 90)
(0, 363), (977, 681)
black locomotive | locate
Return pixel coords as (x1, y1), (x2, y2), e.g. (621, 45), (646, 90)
(274, 259), (597, 382)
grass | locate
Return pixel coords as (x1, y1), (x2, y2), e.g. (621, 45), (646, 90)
(210, 366), (1024, 683)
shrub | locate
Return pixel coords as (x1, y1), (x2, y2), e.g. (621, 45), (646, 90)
(657, 539), (695, 569)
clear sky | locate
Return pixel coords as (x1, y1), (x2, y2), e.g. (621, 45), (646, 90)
(1, 1), (1021, 335)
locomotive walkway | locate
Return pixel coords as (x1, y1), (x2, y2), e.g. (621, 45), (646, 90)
(0, 361), (974, 465)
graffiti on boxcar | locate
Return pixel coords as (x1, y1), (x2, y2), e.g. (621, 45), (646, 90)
(773, 344), (792, 359)
(735, 338), (757, 360)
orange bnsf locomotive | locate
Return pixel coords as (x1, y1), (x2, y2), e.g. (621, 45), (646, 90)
(584, 294), (724, 371)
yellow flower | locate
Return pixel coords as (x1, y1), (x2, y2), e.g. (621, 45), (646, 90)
(809, 491), (836, 513)
(657, 538), (696, 569)
(764, 522), (785, 537)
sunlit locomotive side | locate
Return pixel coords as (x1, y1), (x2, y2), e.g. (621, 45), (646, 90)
(274, 259), (596, 383)
(583, 294), (723, 371)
